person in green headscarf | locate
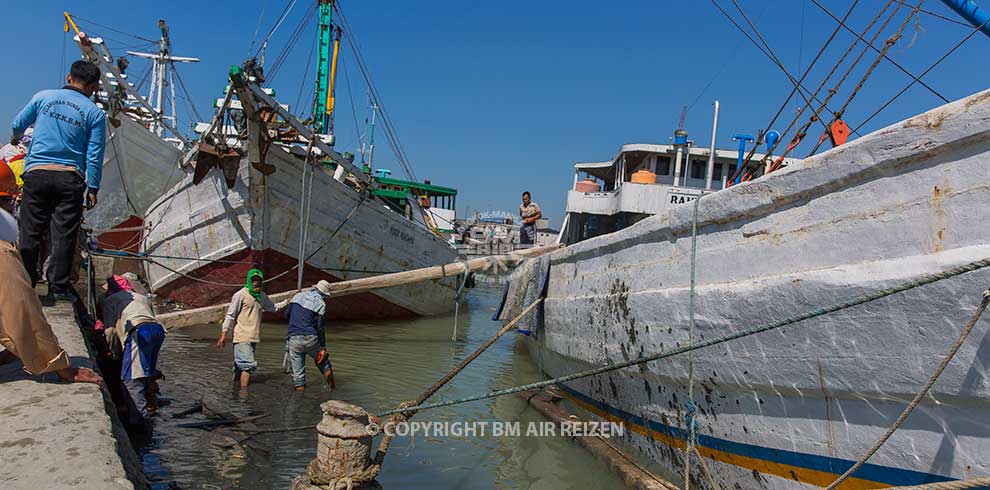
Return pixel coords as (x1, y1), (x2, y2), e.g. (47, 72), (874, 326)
(216, 269), (290, 387)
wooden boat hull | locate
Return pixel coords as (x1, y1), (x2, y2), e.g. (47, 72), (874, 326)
(503, 90), (990, 489)
(142, 143), (460, 320)
(86, 115), (183, 249)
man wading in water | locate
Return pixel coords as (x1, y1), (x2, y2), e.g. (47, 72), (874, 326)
(283, 280), (336, 391)
(217, 269), (289, 387)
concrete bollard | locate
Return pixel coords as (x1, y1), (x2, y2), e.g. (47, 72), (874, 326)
(291, 400), (382, 490)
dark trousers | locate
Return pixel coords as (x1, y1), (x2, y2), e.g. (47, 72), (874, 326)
(18, 169), (86, 294)
(519, 223), (536, 245)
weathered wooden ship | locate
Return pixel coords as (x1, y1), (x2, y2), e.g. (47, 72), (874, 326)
(500, 1), (990, 486)
(141, 4), (461, 319)
(68, 16), (191, 250)
(503, 87), (990, 490)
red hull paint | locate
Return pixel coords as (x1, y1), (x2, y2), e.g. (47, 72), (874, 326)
(96, 215), (144, 252)
(154, 248), (417, 321)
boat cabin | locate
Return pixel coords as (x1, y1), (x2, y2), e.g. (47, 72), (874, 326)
(372, 176), (458, 233)
(560, 142), (795, 244)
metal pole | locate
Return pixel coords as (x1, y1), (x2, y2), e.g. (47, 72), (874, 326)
(939, 0), (990, 37)
(705, 101), (719, 190)
(367, 102), (377, 167)
(296, 158), (309, 290)
(168, 64), (177, 134)
(732, 134), (754, 185)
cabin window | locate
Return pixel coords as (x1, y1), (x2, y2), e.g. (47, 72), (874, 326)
(712, 163), (722, 180)
(656, 157), (671, 175)
(690, 160), (705, 179)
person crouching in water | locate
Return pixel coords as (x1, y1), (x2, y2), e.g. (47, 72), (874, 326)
(284, 280), (336, 391)
(216, 269), (288, 387)
(100, 275), (166, 425)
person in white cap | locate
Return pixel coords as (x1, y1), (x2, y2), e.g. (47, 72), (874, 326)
(282, 279), (335, 391)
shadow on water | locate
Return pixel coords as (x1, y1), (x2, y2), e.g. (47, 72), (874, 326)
(138, 287), (626, 489)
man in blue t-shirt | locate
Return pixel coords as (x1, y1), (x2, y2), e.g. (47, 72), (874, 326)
(11, 60), (106, 300)
(284, 280), (336, 391)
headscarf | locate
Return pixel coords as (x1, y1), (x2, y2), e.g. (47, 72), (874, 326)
(106, 275), (134, 295)
(245, 268), (264, 301)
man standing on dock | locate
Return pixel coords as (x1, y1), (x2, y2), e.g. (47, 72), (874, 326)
(10, 60), (105, 302)
(283, 280), (336, 392)
(216, 269), (289, 388)
(519, 191), (542, 247)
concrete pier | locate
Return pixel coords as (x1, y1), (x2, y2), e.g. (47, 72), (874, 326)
(0, 302), (146, 490)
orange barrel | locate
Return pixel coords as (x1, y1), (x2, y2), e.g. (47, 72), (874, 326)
(630, 170), (656, 184)
(574, 179), (601, 193)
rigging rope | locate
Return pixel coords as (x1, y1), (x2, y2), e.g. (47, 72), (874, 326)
(293, 26), (319, 119)
(377, 255), (990, 417)
(711, 0), (859, 184)
(890, 0), (972, 26)
(247, 0), (270, 56)
(885, 477), (990, 490)
(267, 1), (318, 81)
(297, 139), (317, 290)
(852, 15), (990, 134)
(809, 0), (947, 104)
(727, 0), (843, 135)
(73, 15), (158, 43)
(824, 289), (990, 490)
(253, 0), (298, 60)
(171, 66), (204, 123)
(683, 195), (702, 490)
(333, 2), (418, 181)
(729, 0), (898, 177)
(340, 55), (364, 154)
(763, 0), (902, 169)
(807, 0), (927, 156)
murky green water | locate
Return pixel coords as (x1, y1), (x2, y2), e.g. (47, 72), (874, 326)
(138, 287), (627, 489)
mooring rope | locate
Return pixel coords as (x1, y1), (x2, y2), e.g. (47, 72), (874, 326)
(824, 288), (990, 489)
(296, 137), (317, 291)
(303, 298), (544, 489)
(378, 255), (990, 417)
(884, 477), (990, 490)
(451, 260), (472, 341)
(684, 195), (702, 490)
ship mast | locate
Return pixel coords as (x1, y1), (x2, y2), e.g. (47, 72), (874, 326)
(361, 99), (378, 168)
(126, 20), (200, 138)
(313, 0), (341, 136)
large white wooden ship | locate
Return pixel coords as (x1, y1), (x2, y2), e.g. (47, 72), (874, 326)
(69, 17), (193, 250)
(140, 3), (462, 319)
(501, 89), (990, 489)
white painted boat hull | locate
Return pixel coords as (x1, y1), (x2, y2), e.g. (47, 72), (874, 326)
(86, 115), (183, 233)
(502, 91), (990, 489)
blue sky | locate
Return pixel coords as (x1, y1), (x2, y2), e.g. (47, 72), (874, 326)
(2, 1), (987, 226)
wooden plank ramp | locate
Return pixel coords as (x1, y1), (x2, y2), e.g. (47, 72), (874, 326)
(518, 388), (679, 490)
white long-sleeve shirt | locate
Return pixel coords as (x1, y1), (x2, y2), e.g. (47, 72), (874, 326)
(221, 288), (289, 343)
